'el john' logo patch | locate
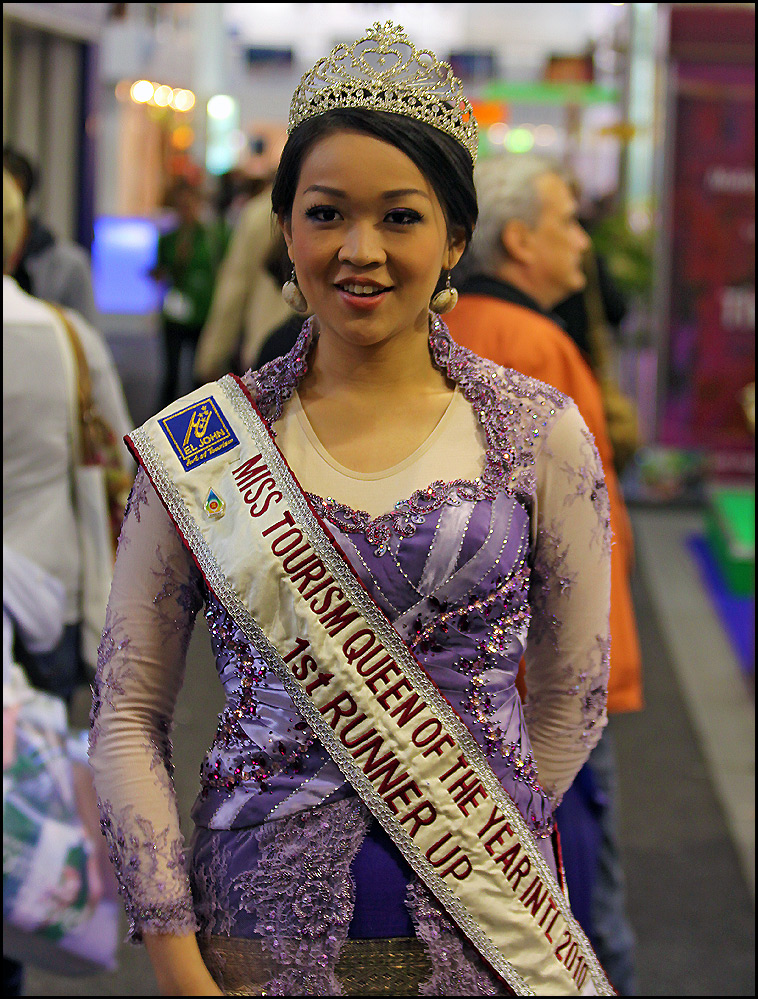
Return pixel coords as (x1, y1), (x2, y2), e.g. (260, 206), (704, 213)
(160, 397), (239, 471)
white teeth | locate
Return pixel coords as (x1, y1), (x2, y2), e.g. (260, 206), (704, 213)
(340, 283), (383, 296)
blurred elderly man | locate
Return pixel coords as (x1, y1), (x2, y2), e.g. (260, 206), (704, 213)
(446, 154), (641, 996)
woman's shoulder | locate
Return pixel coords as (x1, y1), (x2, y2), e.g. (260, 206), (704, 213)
(434, 331), (594, 502)
(241, 321), (313, 424)
(447, 336), (577, 427)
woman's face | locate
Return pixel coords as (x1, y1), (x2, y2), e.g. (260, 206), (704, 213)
(281, 129), (465, 352)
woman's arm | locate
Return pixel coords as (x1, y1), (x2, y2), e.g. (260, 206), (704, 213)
(88, 469), (207, 957)
(144, 933), (224, 996)
(523, 403), (612, 805)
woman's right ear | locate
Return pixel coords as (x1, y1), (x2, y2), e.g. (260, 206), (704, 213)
(278, 213), (293, 255)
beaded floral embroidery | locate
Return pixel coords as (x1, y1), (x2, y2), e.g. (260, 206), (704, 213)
(97, 796), (199, 941)
(248, 798), (370, 995)
(89, 605), (133, 753)
(527, 522), (578, 650)
(116, 468), (151, 552)
(406, 880), (506, 995)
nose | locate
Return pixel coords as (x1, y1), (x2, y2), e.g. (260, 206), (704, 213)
(576, 223), (591, 253)
(338, 221), (386, 267)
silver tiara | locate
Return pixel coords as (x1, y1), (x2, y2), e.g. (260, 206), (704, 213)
(288, 21), (479, 163)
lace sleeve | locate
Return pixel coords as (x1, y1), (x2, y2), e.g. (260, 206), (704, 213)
(88, 468), (205, 941)
(524, 404), (611, 806)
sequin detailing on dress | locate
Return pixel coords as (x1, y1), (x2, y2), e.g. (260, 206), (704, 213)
(247, 319), (314, 428)
(308, 480), (492, 558)
(97, 797), (199, 940)
(247, 799), (370, 995)
(199, 592), (317, 798)
(406, 880), (506, 995)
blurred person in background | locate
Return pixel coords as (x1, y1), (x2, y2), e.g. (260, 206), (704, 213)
(151, 179), (230, 408)
(3, 543), (68, 997)
(555, 245), (640, 476)
(3, 168), (133, 707)
(2, 545), (101, 996)
(3, 166), (129, 996)
(250, 226), (312, 368)
(553, 250), (627, 361)
(215, 168), (268, 229)
(3, 145), (99, 329)
(552, 204), (628, 366)
(193, 176), (300, 382)
(446, 153), (641, 995)
(553, 195), (640, 477)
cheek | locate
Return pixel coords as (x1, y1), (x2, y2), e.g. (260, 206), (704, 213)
(398, 231), (448, 281)
(552, 234), (576, 265)
(290, 228), (333, 278)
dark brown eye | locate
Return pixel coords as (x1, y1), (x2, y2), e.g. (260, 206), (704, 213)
(385, 209), (423, 225)
(305, 205), (340, 222)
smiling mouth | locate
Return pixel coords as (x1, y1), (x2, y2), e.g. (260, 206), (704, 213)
(336, 282), (392, 297)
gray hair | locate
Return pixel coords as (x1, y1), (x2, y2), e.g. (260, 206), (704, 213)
(465, 153), (569, 276)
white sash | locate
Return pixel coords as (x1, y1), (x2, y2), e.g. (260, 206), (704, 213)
(127, 376), (613, 997)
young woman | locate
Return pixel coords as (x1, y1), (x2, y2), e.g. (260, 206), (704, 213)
(89, 23), (612, 997)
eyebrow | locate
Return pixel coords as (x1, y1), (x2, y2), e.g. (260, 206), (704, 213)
(303, 184), (431, 201)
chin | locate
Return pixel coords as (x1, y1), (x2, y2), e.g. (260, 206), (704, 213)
(317, 295), (425, 345)
(317, 312), (390, 347)
(572, 271), (588, 293)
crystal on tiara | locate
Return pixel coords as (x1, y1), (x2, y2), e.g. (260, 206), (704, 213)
(288, 21), (479, 163)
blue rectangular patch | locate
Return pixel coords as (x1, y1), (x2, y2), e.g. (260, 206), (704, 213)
(160, 397), (239, 471)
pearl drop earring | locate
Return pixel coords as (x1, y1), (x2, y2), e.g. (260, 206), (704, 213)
(281, 265), (309, 314)
(430, 271), (458, 314)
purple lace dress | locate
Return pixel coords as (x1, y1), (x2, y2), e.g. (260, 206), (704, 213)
(89, 319), (611, 995)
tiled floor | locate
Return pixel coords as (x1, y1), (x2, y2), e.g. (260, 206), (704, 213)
(612, 507), (754, 995)
(630, 508), (754, 898)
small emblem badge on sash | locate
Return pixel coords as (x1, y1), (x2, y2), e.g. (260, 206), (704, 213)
(204, 488), (225, 519)
(160, 397), (239, 471)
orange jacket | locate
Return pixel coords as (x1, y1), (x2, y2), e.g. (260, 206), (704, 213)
(446, 292), (643, 713)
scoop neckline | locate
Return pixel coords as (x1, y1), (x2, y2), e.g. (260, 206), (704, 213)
(291, 387), (461, 482)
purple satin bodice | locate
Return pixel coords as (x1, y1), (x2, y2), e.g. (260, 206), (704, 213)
(192, 487), (546, 834)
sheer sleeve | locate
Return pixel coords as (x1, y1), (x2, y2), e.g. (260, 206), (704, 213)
(523, 403), (611, 806)
(88, 467), (205, 941)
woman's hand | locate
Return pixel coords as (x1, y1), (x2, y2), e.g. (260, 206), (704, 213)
(144, 932), (224, 995)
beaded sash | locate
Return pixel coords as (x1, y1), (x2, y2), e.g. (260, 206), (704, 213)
(126, 376), (612, 997)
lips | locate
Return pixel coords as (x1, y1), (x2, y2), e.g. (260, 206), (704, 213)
(334, 279), (393, 310)
(335, 280), (392, 297)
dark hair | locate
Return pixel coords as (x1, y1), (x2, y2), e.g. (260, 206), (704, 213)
(271, 109), (478, 246)
(3, 145), (38, 201)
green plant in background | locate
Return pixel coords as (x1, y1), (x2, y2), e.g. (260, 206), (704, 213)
(591, 212), (654, 299)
